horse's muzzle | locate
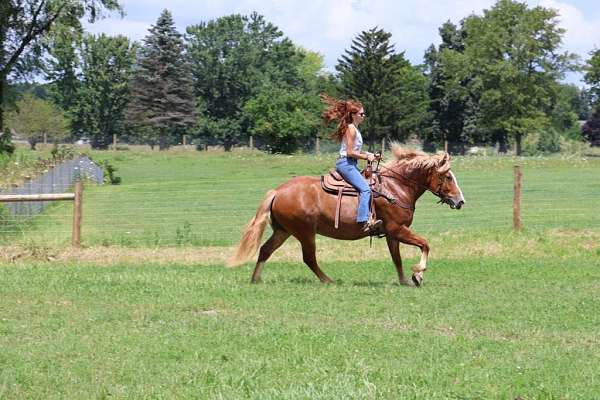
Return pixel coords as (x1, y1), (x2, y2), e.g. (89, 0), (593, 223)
(447, 198), (464, 210)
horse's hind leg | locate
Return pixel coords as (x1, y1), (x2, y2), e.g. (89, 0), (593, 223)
(298, 234), (333, 284)
(251, 229), (290, 283)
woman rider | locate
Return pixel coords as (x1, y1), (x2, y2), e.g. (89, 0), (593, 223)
(321, 94), (383, 233)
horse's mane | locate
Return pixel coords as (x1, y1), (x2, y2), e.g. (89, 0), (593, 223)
(384, 143), (442, 172)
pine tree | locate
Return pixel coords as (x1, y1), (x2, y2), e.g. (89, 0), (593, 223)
(128, 9), (196, 150)
(336, 27), (425, 147)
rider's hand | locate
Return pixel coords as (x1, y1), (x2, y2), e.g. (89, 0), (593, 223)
(374, 152), (382, 161)
(366, 153), (375, 162)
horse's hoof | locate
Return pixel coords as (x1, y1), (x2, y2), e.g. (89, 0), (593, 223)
(250, 278), (262, 284)
(412, 272), (423, 287)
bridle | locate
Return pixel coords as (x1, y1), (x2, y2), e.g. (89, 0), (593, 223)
(375, 161), (450, 205)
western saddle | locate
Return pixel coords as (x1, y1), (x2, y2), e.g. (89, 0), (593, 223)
(321, 165), (396, 229)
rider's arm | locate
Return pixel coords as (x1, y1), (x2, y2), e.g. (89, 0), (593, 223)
(345, 126), (375, 161)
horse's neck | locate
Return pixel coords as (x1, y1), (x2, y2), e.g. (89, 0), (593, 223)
(382, 167), (428, 205)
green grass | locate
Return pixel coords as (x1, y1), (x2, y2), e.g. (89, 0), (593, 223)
(1, 149), (599, 246)
(1, 254), (600, 399)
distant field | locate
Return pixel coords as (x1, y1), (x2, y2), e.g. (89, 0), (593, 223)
(1, 149), (599, 247)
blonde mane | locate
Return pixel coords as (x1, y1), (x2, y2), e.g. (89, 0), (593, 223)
(384, 142), (444, 172)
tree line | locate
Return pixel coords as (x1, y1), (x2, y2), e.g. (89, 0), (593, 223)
(1, 0), (599, 155)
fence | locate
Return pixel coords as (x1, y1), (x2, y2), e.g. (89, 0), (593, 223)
(0, 156), (102, 218)
(0, 160), (598, 248)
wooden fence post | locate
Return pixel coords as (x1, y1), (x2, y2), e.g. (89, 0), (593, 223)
(183, 135), (187, 147)
(113, 134), (117, 151)
(249, 135), (254, 149)
(72, 181), (83, 247)
(513, 165), (522, 230)
(381, 137), (386, 154)
(316, 136), (320, 155)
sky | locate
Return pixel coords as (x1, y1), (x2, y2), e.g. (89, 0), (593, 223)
(85, 0), (600, 86)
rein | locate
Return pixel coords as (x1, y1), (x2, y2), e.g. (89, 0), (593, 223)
(377, 163), (446, 204)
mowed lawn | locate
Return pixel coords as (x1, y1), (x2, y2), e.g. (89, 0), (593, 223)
(1, 254), (600, 399)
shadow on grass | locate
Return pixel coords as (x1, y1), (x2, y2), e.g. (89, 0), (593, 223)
(267, 276), (401, 289)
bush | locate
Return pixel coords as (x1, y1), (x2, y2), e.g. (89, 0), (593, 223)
(50, 144), (75, 161)
(0, 129), (15, 155)
(522, 129), (561, 155)
(99, 160), (122, 185)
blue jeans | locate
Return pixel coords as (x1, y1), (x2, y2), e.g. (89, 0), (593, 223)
(335, 157), (371, 223)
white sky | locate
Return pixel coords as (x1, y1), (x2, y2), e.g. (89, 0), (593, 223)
(85, 0), (600, 86)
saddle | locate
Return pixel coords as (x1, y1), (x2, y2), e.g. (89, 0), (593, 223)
(321, 166), (395, 229)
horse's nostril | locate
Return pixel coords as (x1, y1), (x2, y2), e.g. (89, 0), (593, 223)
(456, 201), (464, 209)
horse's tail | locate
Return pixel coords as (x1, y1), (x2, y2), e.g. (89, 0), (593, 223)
(226, 190), (277, 268)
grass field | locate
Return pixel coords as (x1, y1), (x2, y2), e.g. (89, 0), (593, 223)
(1, 148), (600, 398)
(1, 149), (599, 247)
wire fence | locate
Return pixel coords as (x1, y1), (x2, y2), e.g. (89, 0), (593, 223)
(0, 168), (598, 247)
(0, 156), (103, 219)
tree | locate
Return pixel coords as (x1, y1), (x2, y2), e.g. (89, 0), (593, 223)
(6, 93), (68, 149)
(462, 0), (577, 155)
(584, 49), (600, 107)
(186, 13), (304, 151)
(550, 83), (582, 139)
(0, 0), (122, 132)
(244, 85), (321, 153)
(582, 108), (600, 147)
(70, 34), (136, 149)
(127, 9), (196, 150)
(45, 24), (82, 113)
(423, 21), (476, 154)
(336, 27), (428, 147)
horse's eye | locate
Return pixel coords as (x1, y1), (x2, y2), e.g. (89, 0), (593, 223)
(446, 175), (452, 181)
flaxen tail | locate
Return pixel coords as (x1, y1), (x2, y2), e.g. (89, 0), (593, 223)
(226, 190), (277, 268)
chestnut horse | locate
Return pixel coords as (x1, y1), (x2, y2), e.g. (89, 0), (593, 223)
(227, 146), (465, 286)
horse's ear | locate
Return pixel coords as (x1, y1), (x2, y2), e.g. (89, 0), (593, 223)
(436, 152), (451, 174)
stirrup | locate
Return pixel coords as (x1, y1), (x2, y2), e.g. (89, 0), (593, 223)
(362, 219), (382, 233)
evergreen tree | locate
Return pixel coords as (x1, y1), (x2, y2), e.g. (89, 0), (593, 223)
(72, 34), (136, 149)
(128, 9), (196, 150)
(336, 27), (427, 147)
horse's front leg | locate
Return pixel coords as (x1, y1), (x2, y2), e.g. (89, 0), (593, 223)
(385, 236), (412, 286)
(390, 225), (430, 287)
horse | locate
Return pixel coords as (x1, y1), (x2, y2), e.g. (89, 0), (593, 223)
(227, 145), (465, 287)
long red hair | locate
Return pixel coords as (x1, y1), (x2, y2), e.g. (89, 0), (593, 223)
(320, 94), (363, 142)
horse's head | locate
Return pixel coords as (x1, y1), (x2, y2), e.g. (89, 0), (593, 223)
(428, 153), (465, 210)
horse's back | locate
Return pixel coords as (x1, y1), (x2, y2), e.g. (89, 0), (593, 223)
(270, 175), (366, 240)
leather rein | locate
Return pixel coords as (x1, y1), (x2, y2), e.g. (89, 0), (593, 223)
(373, 160), (448, 207)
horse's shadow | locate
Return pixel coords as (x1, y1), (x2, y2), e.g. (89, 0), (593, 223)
(273, 276), (394, 288)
